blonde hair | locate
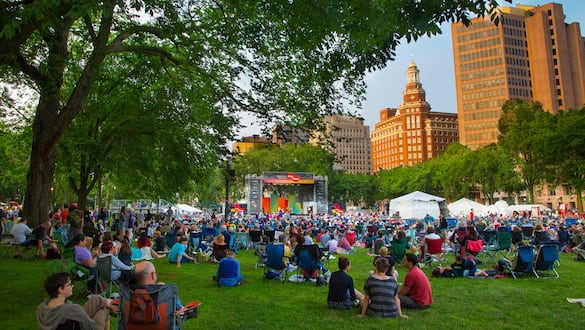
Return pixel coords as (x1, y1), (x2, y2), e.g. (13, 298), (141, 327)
(379, 246), (389, 257)
(215, 234), (225, 244)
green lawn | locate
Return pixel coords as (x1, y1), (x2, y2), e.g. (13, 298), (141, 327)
(1, 246), (584, 329)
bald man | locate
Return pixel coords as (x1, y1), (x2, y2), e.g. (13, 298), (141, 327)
(133, 261), (184, 309)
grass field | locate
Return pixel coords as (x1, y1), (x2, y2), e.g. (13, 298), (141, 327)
(1, 246), (584, 329)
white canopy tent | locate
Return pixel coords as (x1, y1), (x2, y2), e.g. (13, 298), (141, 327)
(448, 198), (486, 218)
(508, 204), (551, 216)
(389, 191), (447, 220)
(484, 200), (510, 217)
(173, 203), (203, 217)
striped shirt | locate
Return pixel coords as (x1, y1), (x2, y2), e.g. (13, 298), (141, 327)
(363, 276), (398, 317)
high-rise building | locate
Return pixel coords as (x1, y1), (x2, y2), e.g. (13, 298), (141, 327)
(371, 62), (459, 172)
(452, 2), (585, 150)
(311, 115), (372, 174)
(233, 135), (275, 155)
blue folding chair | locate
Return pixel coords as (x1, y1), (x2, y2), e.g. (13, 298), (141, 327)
(264, 244), (287, 283)
(534, 243), (560, 278)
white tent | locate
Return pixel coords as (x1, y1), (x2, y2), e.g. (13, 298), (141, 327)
(508, 204), (551, 214)
(174, 203), (203, 216)
(484, 200), (510, 216)
(389, 191), (446, 220)
(448, 198), (486, 218)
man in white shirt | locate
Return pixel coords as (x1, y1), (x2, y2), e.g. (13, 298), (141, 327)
(424, 226), (441, 240)
(11, 218), (32, 245)
(10, 218), (33, 258)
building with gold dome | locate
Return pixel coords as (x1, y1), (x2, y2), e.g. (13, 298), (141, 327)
(371, 62), (459, 172)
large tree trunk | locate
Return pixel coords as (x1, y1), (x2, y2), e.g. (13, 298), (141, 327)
(23, 97), (60, 226)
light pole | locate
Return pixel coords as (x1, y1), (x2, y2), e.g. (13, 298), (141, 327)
(224, 160), (235, 221)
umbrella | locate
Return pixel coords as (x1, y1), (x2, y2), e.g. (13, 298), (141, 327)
(8, 201), (19, 206)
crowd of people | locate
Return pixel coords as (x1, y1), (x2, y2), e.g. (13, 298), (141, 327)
(2, 202), (584, 327)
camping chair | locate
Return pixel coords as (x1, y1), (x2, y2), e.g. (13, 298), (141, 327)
(483, 231), (512, 264)
(521, 226), (534, 240)
(263, 230), (275, 243)
(249, 230), (262, 249)
(95, 255), (120, 298)
(189, 231), (202, 253)
(254, 241), (267, 269)
(511, 230), (524, 246)
(235, 232), (249, 250)
(480, 230), (497, 247)
(557, 229), (570, 252)
(117, 284), (200, 330)
(534, 243), (560, 278)
(533, 231), (550, 247)
(463, 238), (484, 262)
(503, 244), (538, 279)
(201, 227), (216, 242)
(296, 244), (323, 282)
(390, 237), (408, 263)
(263, 243), (288, 282)
(421, 238), (446, 266)
(345, 230), (357, 246)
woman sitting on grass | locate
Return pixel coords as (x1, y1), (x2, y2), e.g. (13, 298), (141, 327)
(327, 257), (364, 310)
(359, 258), (408, 319)
(37, 272), (113, 330)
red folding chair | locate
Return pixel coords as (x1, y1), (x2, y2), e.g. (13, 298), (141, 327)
(422, 238), (446, 265)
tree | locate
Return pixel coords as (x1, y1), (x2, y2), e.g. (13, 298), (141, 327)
(471, 144), (520, 204)
(537, 108), (585, 212)
(57, 52), (232, 210)
(1, 0), (506, 225)
(0, 122), (30, 202)
(498, 100), (547, 203)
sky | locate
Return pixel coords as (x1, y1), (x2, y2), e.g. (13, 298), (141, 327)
(236, 0), (585, 139)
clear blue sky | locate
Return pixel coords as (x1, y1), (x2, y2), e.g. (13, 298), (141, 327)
(357, 0), (585, 129)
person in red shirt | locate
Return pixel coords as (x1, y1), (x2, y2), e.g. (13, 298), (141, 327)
(60, 204), (69, 225)
(398, 253), (433, 309)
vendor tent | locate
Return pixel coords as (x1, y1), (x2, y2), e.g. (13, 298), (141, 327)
(389, 191), (447, 220)
(448, 198), (486, 218)
(484, 200), (510, 217)
(174, 204), (203, 217)
(508, 204), (551, 216)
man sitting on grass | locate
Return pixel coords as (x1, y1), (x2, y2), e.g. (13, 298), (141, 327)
(398, 253), (433, 310)
(213, 252), (245, 286)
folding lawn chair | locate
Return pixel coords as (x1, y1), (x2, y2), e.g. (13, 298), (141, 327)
(116, 284), (199, 330)
(505, 244), (538, 279)
(483, 231), (512, 264)
(533, 231), (550, 247)
(264, 243), (288, 282)
(249, 230), (262, 249)
(521, 226), (534, 240)
(95, 255), (120, 298)
(296, 244), (324, 282)
(463, 238), (484, 262)
(421, 238), (446, 266)
(255, 241), (267, 269)
(534, 243), (560, 278)
(263, 230), (275, 243)
(390, 237), (408, 263)
(480, 230), (497, 247)
(235, 232), (249, 250)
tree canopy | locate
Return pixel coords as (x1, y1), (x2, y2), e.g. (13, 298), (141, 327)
(1, 0), (506, 224)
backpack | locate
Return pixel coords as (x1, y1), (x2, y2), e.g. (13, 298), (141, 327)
(129, 288), (160, 324)
(46, 248), (61, 260)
